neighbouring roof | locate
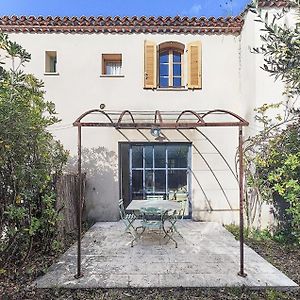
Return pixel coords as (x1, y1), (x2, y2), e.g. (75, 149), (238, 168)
(258, 0), (296, 7)
(0, 15), (244, 34)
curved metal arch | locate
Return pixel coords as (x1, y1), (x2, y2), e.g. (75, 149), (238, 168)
(189, 168), (213, 211)
(73, 109), (114, 125)
(176, 110), (205, 124)
(177, 129), (233, 210)
(117, 110), (136, 126)
(201, 109), (248, 125)
(195, 128), (238, 182)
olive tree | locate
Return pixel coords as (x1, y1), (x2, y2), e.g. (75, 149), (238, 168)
(242, 0), (300, 243)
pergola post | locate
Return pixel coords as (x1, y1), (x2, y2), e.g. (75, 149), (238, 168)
(238, 126), (247, 277)
(75, 124), (83, 279)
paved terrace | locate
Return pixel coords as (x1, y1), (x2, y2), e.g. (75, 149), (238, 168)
(34, 221), (298, 289)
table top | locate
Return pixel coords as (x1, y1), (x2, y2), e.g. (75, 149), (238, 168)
(127, 199), (181, 211)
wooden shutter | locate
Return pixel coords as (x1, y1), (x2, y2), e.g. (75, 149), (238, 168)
(144, 40), (157, 89)
(187, 41), (202, 89)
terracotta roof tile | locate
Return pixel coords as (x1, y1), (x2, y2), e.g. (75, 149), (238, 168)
(0, 15), (244, 35)
(258, 0), (296, 7)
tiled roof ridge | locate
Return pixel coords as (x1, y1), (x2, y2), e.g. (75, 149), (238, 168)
(0, 15), (244, 35)
(258, 0), (297, 7)
(239, 1), (297, 18)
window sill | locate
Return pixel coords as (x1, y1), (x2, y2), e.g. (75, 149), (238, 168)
(156, 87), (188, 91)
(100, 74), (125, 78)
(44, 72), (59, 76)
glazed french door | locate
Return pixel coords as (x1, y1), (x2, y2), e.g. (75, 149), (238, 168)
(129, 143), (191, 201)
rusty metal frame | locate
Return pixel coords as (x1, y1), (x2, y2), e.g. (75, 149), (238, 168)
(177, 129), (233, 210)
(73, 109), (249, 129)
(73, 109), (248, 279)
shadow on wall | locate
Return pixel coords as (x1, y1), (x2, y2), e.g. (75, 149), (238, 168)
(65, 146), (119, 222)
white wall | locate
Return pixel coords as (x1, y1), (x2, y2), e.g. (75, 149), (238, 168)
(6, 31), (243, 223)
(6, 7), (293, 224)
(8, 33), (241, 147)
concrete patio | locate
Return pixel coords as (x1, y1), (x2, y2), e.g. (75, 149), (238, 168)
(34, 221), (298, 289)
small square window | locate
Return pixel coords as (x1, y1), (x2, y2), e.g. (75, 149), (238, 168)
(102, 54), (122, 76)
(45, 51), (57, 73)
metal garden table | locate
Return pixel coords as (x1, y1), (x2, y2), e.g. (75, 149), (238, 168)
(126, 199), (181, 247)
(127, 199), (181, 212)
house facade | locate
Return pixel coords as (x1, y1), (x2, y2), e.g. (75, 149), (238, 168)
(0, 1), (296, 226)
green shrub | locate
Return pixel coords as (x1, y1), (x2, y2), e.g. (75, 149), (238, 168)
(0, 33), (68, 267)
(243, 1), (300, 244)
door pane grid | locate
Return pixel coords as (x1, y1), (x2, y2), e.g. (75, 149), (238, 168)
(130, 144), (190, 200)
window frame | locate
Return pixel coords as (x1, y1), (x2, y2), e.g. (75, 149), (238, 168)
(158, 42), (184, 89)
(101, 53), (123, 77)
(45, 51), (58, 75)
(129, 143), (191, 200)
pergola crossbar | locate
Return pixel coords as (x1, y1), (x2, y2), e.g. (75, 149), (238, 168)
(73, 109), (249, 128)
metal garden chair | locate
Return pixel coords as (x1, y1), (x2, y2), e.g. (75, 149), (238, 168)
(119, 198), (137, 234)
(165, 193), (188, 238)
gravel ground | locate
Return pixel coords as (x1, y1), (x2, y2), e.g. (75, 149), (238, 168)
(1, 231), (299, 300)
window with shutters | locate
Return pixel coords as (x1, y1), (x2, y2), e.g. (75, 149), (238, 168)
(159, 42), (184, 88)
(144, 40), (201, 90)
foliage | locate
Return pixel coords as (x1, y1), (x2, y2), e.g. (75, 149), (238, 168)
(247, 120), (300, 242)
(251, 0), (300, 97)
(226, 223), (273, 241)
(0, 33), (68, 267)
(242, 1), (300, 243)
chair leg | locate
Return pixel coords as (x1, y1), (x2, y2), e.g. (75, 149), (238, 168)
(164, 219), (183, 239)
(130, 227), (145, 247)
(125, 219), (136, 232)
(172, 222), (183, 238)
(125, 225), (135, 234)
(162, 222), (177, 248)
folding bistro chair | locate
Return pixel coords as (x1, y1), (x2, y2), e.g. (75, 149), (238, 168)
(119, 198), (136, 234)
(166, 192), (188, 238)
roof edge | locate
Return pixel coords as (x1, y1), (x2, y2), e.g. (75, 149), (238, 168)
(258, 0), (297, 8)
(0, 15), (244, 35)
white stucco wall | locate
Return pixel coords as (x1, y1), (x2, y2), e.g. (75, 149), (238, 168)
(8, 32), (242, 138)
(6, 31), (243, 223)
(5, 6), (295, 225)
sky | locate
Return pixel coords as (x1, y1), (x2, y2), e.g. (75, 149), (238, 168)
(0, 0), (250, 17)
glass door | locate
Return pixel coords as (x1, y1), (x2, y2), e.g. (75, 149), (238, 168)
(130, 143), (191, 203)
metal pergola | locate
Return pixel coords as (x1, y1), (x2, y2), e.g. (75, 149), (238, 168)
(73, 109), (249, 279)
